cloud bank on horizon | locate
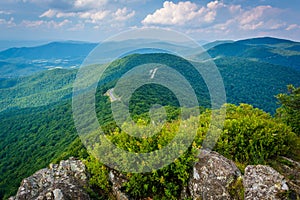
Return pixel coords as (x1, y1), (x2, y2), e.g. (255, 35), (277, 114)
(0, 0), (299, 41)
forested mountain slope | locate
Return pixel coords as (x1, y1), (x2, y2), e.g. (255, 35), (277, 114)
(204, 37), (300, 71)
(1, 37), (300, 199)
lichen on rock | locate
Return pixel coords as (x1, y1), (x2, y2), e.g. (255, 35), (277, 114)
(188, 149), (242, 200)
(9, 157), (90, 200)
(243, 165), (289, 200)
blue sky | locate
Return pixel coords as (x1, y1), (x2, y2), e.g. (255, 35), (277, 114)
(0, 0), (299, 42)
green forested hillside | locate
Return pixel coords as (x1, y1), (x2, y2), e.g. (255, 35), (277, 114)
(0, 69), (76, 112)
(205, 37), (300, 71)
(2, 53), (299, 114)
(214, 57), (300, 113)
(0, 101), (77, 199)
(1, 39), (300, 199)
(0, 61), (42, 78)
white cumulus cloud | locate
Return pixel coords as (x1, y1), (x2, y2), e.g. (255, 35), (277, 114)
(240, 21), (264, 30)
(22, 19), (70, 28)
(141, 1), (291, 35)
(114, 7), (135, 21)
(142, 1), (226, 26)
(40, 9), (57, 18)
(142, 1), (202, 25)
(207, 0), (224, 10)
(286, 24), (300, 31)
(0, 10), (12, 15)
(73, 0), (108, 9)
(0, 17), (15, 27)
(239, 5), (272, 25)
(85, 10), (110, 23)
(39, 5), (135, 27)
(204, 11), (216, 23)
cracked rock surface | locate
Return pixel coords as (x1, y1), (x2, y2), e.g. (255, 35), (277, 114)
(188, 150), (242, 200)
(9, 157), (90, 200)
(243, 165), (289, 200)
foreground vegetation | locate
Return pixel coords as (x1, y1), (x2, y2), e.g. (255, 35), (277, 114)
(54, 85), (300, 200)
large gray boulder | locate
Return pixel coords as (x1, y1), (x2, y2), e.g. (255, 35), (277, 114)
(188, 149), (242, 200)
(243, 165), (289, 200)
(9, 157), (90, 200)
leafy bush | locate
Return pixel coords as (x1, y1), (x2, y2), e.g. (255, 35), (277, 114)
(213, 104), (297, 165)
(84, 155), (111, 199)
(81, 112), (199, 199)
(84, 103), (298, 199)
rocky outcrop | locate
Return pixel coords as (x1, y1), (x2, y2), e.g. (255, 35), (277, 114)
(243, 165), (289, 200)
(9, 153), (299, 200)
(109, 170), (129, 200)
(9, 157), (90, 200)
(188, 149), (242, 200)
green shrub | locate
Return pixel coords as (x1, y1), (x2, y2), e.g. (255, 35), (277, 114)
(55, 103), (299, 199)
(213, 104), (297, 165)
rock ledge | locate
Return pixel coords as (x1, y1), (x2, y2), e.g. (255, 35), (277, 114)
(9, 157), (90, 200)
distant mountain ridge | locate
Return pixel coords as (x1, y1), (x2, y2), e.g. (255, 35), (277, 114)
(0, 39), (191, 78)
(0, 41), (98, 78)
(1, 36), (299, 78)
(1, 36), (299, 112)
(202, 40), (234, 49)
(204, 37), (300, 71)
(236, 37), (296, 45)
(0, 40), (51, 51)
(0, 41), (98, 60)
